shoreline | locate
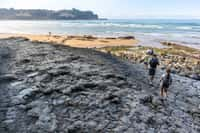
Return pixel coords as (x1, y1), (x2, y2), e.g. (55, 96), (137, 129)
(1, 33), (200, 50)
(0, 33), (199, 80)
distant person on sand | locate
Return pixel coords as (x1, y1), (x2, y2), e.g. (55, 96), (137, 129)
(160, 68), (172, 99)
(48, 32), (52, 40)
(142, 49), (154, 69)
(49, 32), (52, 36)
(148, 53), (159, 85)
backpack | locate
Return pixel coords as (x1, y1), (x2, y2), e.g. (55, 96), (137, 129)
(162, 74), (171, 87)
(149, 57), (158, 68)
(146, 49), (154, 55)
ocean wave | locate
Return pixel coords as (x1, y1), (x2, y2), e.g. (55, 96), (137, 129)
(60, 22), (163, 29)
(176, 26), (193, 30)
(128, 24), (163, 29)
(191, 36), (200, 39)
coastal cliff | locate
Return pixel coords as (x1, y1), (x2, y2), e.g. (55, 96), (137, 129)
(0, 38), (199, 132)
(0, 8), (98, 20)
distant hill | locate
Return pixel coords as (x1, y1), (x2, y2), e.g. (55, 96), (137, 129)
(0, 8), (99, 20)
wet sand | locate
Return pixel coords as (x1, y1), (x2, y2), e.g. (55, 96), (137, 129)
(0, 33), (138, 48)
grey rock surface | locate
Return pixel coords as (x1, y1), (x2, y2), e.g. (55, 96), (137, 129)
(0, 38), (199, 132)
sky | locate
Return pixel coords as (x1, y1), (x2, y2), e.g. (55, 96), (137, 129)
(0, 0), (200, 19)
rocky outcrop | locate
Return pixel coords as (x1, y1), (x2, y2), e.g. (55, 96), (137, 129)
(0, 38), (199, 132)
(118, 36), (135, 40)
(99, 45), (200, 81)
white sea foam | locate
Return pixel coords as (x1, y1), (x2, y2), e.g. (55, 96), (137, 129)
(128, 24), (163, 29)
(176, 26), (193, 30)
(60, 22), (163, 29)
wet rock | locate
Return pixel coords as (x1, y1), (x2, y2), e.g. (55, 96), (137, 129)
(40, 74), (54, 83)
(66, 120), (85, 132)
(105, 37), (117, 39)
(102, 73), (126, 80)
(118, 36), (135, 40)
(62, 87), (72, 94)
(12, 87), (39, 105)
(67, 56), (81, 62)
(190, 74), (200, 80)
(27, 72), (39, 78)
(20, 59), (31, 64)
(52, 99), (65, 106)
(3, 119), (14, 124)
(86, 120), (98, 129)
(26, 101), (58, 132)
(35, 112), (57, 132)
(0, 74), (18, 82)
(140, 95), (153, 105)
(104, 92), (121, 104)
(187, 108), (200, 118)
(48, 68), (71, 77)
(70, 84), (85, 93)
(83, 35), (97, 40)
(146, 116), (156, 126)
(18, 87), (39, 99)
(38, 84), (54, 95)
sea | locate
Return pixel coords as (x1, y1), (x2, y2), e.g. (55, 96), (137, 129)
(0, 19), (200, 49)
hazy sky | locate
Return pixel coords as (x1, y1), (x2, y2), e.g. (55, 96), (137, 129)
(0, 0), (200, 19)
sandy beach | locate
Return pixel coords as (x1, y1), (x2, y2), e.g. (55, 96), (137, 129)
(0, 33), (138, 48)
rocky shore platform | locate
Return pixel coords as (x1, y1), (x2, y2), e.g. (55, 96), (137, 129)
(0, 38), (200, 132)
(99, 42), (200, 80)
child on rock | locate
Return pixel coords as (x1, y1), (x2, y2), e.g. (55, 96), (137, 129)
(160, 68), (172, 99)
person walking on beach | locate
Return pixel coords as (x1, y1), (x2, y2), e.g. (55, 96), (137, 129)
(48, 32), (52, 40)
(148, 54), (159, 85)
(160, 68), (172, 99)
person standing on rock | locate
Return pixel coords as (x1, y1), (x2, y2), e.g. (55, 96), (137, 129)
(142, 49), (154, 69)
(148, 54), (159, 85)
(160, 68), (172, 99)
(192, 61), (200, 80)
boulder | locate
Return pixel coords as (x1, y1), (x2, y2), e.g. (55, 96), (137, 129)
(118, 36), (135, 40)
(190, 74), (200, 80)
(140, 95), (153, 105)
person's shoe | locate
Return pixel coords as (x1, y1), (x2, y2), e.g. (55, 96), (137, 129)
(160, 97), (164, 102)
(149, 81), (153, 86)
(163, 97), (167, 101)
